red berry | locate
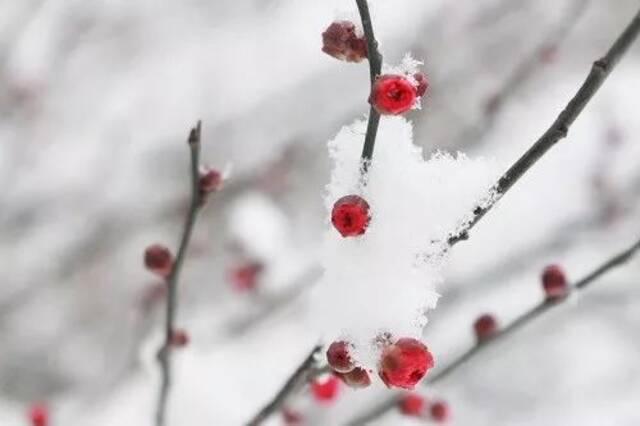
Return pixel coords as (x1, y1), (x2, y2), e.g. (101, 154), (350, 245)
(170, 329), (189, 348)
(321, 21), (367, 63)
(339, 367), (371, 388)
(370, 75), (417, 115)
(311, 374), (340, 402)
(473, 314), (497, 342)
(27, 403), (48, 426)
(331, 195), (370, 237)
(199, 166), (222, 193)
(281, 407), (303, 425)
(378, 338), (434, 389)
(541, 264), (568, 299)
(229, 261), (263, 292)
(398, 393), (425, 417)
(326, 341), (354, 373)
(430, 400), (449, 423)
(144, 244), (173, 278)
(413, 73), (429, 97)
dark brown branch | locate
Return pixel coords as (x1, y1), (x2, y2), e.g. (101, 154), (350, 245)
(246, 345), (322, 426)
(355, 0), (383, 169)
(448, 7), (640, 246)
(155, 121), (204, 426)
(349, 236), (640, 425)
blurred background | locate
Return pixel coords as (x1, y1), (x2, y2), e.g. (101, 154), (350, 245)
(1, 0), (640, 424)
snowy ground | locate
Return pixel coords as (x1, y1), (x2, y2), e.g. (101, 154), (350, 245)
(1, 0), (640, 425)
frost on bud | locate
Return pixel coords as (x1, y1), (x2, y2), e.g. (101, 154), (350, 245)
(331, 195), (370, 237)
(144, 244), (173, 278)
(413, 72), (429, 97)
(398, 392), (425, 417)
(326, 341), (354, 373)
(199, 165), (223, 193)
(281, 407), (303, 425)
(378, 337), (434, 389)
(430, 400), (450, 423)
(369, 75), (417, 115)
(339, 367), (371, 389)
(321, 21), (367, 63)
(170, 329), (189, 348)
(311, 374), (340, 403)
(229, 261), (263, 292)
(27, 403), (48, 426)
(541, 264), (568, 300)
(473, 313), (497, 343)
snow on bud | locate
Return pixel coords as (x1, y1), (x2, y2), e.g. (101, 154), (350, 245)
(144, 244), (173, 278)
(27, 403), (48, 426)
(326, 340), (354, 373)
(430, 400), (450, 423)
(370, 75), (417, 115)
(311, 374), (340, 403)
(378, 338), (434, 389)
(541, 264), (568, 299)
(473, 313), (497, 342)
(338, 367), (371, 389)
(321, 21), (367, 63)
(331, 195), (370, 237)
(398, 392), (425, 417)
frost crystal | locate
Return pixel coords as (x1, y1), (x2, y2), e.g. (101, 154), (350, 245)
(312, 116), (496, 374)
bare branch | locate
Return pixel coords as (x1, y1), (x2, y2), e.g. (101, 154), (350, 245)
(448, 7), (640, 246)
(349, 236), (640, 425)
(155, 121), (204, 426)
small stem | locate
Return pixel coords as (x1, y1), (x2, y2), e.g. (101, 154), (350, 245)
(448, 7), (640, 246)
(155, 121), (204, 426)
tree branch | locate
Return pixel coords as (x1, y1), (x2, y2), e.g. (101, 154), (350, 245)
(349, 236), (640, 425)
(155, 121), (204, 426)
(448, 7), (640, 246)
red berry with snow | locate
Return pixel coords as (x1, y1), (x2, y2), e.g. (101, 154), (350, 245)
(331, 195), (370, 237)
(321, 21), (367, 63)
(339, 367), (371, 388)
(199, 165), (222, 193)
(370, 75), (417, 115)
(378, 337), (434, 389)
(326, 341), (354, 373)
(170, 329), (189, 347)
(144, 244), (173, 278)
(413, 73), (429, 97)
(399, 393), (425, 417)
(541, 264), (568, 299)
(473, 313), (497, 342)
(27, 403), (48, 426)
(229, 261), (263, 292)
(311, 374), (340, 402)
(430, 400), (450, 423)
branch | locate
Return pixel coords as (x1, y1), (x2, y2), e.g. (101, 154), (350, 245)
(355, 0), (383, 169)
(246, 345), (323, 426)
(448, 7), (640, 246)
(348, 236), (640, 425)
(155, 121), (204, 426)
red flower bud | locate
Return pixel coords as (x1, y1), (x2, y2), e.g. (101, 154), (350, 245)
(326, 341), (354, 373)
(541, 264), (568, 299)
(170, 329), (189, 348)
(430, 400), (450, 423)
(144, 244), (173, 278)
(370, 75), (417, 115)
(331, 195), (370, 237)
(321, 21), (367, 63)
(339, 367), (371, 389)
(473, 313), (497, 342)
(413, 73), (429, 97)
(378, 337), (434, 389)
(229, 261), (263, 292)
(199, 166), (222, 193)
(311, 374), (340, 402)
(398, 392), (425, 416)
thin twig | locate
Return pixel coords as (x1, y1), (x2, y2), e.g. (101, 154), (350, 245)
(246, 345), (323, 426)
(155, 121), (204, 426)
(349, 236), (640, 425)
(355, 0), (383, 170)
(448, 7), (640, 246)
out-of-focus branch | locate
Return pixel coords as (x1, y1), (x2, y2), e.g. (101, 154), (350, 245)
(355, 0), (383, 169)
(348, 236), (640, 425)
(155, 121), (204, 426)
(245, 344), (322, 426)
(448, 7), (640, 246)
